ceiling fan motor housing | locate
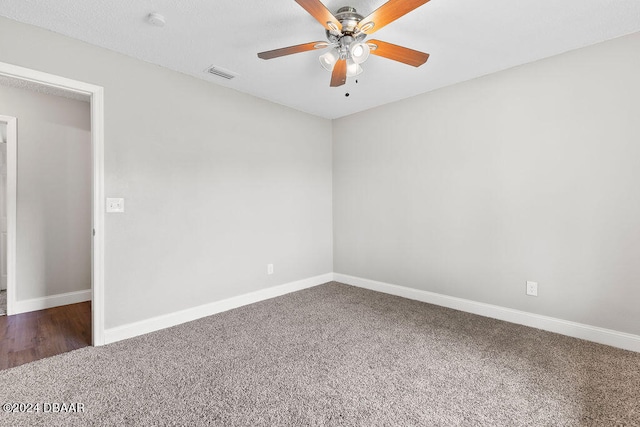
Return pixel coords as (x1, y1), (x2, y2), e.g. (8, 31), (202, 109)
(335, 6), (363, 33)
(325, 6), (367, 54)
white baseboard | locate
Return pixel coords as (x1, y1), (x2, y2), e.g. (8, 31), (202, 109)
(334, 273), (640, 353)
(12, 289), (91, 314)
(104, 273), (334, 345)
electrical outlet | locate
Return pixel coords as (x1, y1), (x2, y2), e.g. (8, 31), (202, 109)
(267, 264), (274, 275)
(106, 198), (125, 213)
(526, 281), (538, 297)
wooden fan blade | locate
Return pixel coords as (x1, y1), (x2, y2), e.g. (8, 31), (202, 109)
(295, 0), (342, 32)
(258, 42), (328, 60)
(368, 40), (429, 67)
(358, 0), (431, 35)
(330, 59), (347, 87)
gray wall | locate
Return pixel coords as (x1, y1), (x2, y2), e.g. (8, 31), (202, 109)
(334, 32), (640, 336)
(0, 16), (333, 329)
(0, 85), (91, 300)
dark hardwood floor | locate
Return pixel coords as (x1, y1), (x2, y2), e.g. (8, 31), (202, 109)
(0, 302), (91, 370)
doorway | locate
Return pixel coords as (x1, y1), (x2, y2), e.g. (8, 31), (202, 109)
(0, 62), (105, 346)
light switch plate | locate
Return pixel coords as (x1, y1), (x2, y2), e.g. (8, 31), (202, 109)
(106, 198), (125, 213)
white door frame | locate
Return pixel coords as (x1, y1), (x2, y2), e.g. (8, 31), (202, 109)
(0, 115), (16, 306)
(0, 61), (105, 346)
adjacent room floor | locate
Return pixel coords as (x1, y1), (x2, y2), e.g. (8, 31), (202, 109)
(0, 301), (91, 370)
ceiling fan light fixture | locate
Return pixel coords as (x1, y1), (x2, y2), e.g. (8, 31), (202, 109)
(349, 42), (370, 64)
(346, 59), (363, 77)
(319, 48), (339, 71)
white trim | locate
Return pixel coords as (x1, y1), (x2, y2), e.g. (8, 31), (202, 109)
(0, 61), (105, 345)
(104, 273), (334, 345)
(0, 63), (102, 98)
(90, 87), (105, 346)
(334, 273), (640, 353)
(12, 289), (91, 314)
(0, 115), (17, 317)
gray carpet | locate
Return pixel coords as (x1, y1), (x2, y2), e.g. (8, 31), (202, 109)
(0, 290), (5, 316)
(1, 282), (639, 426)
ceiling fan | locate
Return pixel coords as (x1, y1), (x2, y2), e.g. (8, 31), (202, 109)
(257, 0), (432, 87)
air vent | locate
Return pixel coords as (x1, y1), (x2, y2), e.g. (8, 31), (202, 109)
(205, 65), (238, 80)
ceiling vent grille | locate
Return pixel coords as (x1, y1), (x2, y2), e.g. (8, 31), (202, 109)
(205, 65), (238, 80)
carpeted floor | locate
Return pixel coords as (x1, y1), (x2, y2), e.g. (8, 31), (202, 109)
(0, 290), (6, 316)
(0, 282), (639, 426)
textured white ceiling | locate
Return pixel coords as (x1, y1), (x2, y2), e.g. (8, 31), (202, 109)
(1, 0), (639, 119)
